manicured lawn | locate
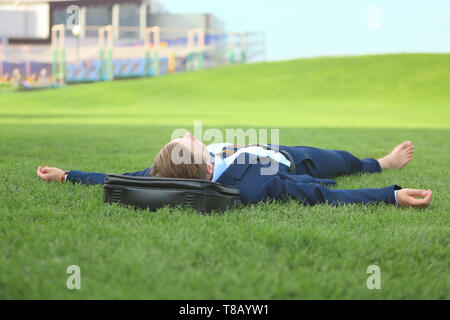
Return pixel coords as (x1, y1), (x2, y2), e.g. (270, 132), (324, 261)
(0, 54), (449, 299)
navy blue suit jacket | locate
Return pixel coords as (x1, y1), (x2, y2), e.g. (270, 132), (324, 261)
(66, 146), (400, 206)
(214, 150), (399, 206)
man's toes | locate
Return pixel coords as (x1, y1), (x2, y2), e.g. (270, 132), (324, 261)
(399, 141), (413, 150)
(400, 141), (410, 149)
(395, 142), (408, 151)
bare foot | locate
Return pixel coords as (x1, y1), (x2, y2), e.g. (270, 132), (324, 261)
(378, 141), (414, 170)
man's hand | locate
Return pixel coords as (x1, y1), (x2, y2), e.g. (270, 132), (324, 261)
(37, 166), (65, 183)
(396, 188), (432, 208)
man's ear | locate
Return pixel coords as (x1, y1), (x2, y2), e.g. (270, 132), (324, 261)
(206, 163), (214, 179)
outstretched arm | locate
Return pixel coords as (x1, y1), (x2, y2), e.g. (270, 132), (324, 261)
(36, 166), (151, 185)
(252, 176), (432, 208)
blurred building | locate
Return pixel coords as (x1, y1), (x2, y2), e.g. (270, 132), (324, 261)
(0, 0), (225, 44)
(0, 0), (264, 87)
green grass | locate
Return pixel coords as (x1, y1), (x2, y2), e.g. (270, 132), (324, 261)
(0, 54), (449, 299)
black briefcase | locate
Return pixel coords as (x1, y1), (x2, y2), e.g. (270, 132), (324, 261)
(103, 174), (241, 213)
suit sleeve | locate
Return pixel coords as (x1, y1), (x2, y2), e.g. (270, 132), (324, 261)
(254, 176), (401, 206)
(66, 168), (151, 185)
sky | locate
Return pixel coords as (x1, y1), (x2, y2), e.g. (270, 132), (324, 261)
(158, 0), (450, 61)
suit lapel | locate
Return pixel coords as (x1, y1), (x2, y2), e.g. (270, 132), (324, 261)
(216, 152), (255, 185)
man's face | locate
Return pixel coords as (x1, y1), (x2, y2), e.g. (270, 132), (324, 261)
(173, 132), (210, 164)
(163, 131), (214, 180)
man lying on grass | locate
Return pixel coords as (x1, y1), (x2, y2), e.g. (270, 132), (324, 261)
(37, 132), (432, 208)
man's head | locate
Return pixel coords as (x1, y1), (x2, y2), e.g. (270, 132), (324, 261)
(151, 132), (214, 180)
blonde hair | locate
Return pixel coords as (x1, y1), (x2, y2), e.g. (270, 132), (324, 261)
(151, 141), (208, 179)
